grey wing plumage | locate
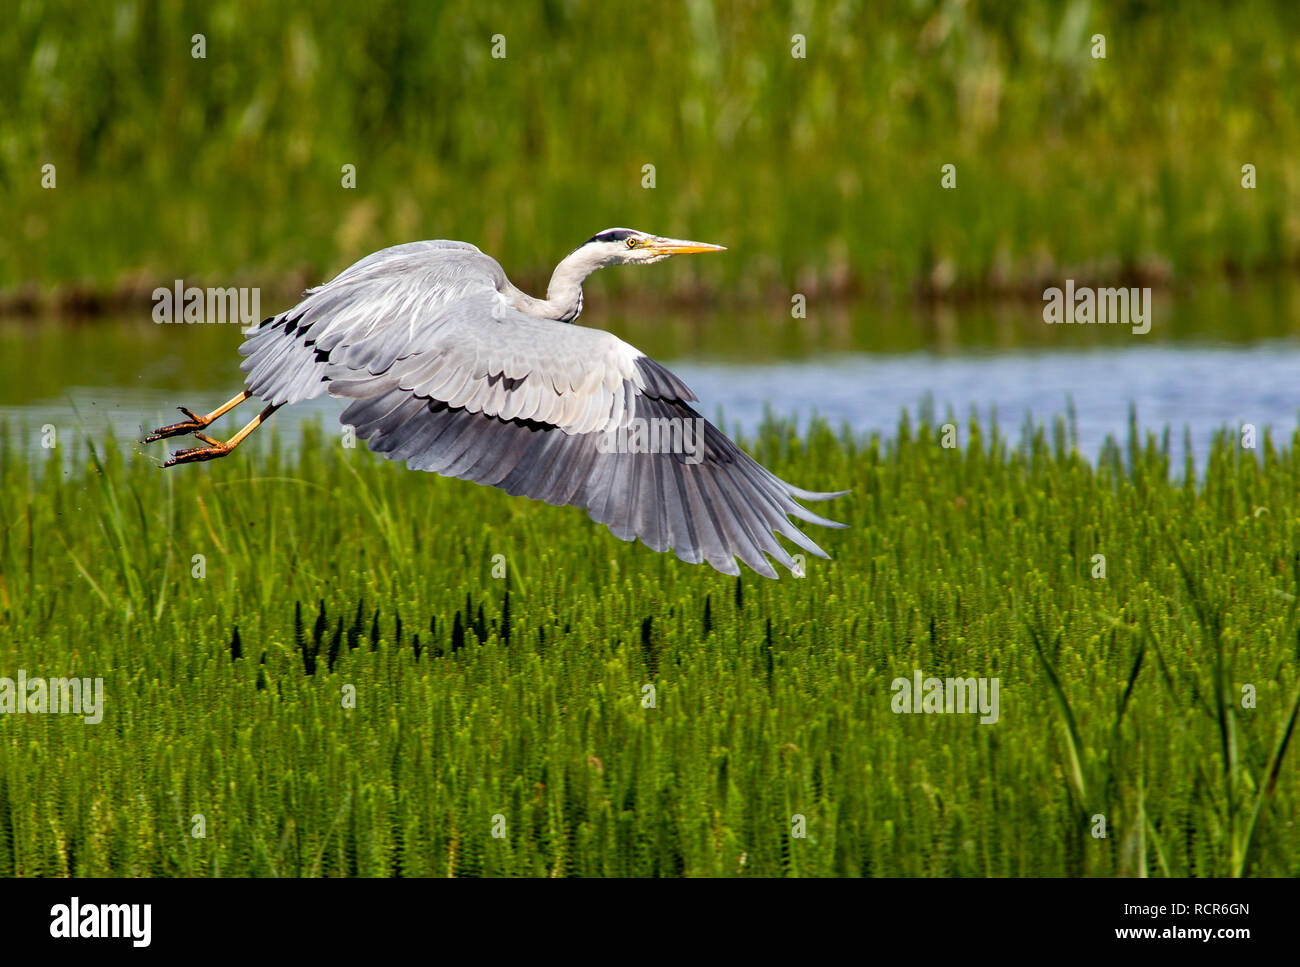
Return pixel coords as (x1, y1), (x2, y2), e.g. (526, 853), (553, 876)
(239, 240), (506, 405)
(239, 242), (846, 576)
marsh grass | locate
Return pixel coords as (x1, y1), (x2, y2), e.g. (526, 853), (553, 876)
(0, 413), (1297, 876)
(4, 1), (1299, 299)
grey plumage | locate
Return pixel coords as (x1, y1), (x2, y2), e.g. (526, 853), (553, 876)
(233, 230), (846, 577)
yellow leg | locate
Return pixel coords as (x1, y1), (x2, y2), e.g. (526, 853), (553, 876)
(164, 403), (280, 467)
(146, 389), (252, 442)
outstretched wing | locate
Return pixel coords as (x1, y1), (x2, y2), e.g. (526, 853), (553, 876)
(330, 298), (844, 578)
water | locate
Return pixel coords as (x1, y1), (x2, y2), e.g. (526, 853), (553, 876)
(2, 283), (1297, 470)
(676, 342), (1299, 464)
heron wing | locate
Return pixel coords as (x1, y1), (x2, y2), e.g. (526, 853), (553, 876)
(323, 291), (698, 434)
(324, 291), (846, 578)
(239, 241), (507, 405)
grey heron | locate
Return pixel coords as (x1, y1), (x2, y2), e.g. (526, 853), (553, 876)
(146, 229), (846, 577)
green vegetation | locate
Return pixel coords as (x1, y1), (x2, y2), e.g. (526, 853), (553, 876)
(4, 0), (1299, 304)
(1, 415), (1297, 876)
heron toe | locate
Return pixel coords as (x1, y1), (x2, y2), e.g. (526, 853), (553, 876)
(164, 443), (230, 467)
(145, 406), (208, 442)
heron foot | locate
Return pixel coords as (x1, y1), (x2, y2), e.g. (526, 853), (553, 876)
(145, 406), (210, 442)
(163, 442), (232, 467)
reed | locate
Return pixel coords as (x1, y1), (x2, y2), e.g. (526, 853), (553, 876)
(0, 410), (1296, 876)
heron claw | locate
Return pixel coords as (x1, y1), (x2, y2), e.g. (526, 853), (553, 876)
(164, 443), (231, 467)
(145, 406), (210, 443)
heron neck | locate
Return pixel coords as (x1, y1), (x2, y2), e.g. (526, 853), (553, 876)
(507, 246), (605, 322)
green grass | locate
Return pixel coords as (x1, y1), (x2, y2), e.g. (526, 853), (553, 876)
(0, 413), (1298, 876)
(3, 0), (1300, 300)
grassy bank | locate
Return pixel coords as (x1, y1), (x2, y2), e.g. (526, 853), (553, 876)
(4, 1), (1299, 304)
(0, 415), (1297, 876)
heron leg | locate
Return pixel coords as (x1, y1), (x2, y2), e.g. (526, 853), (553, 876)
(145, 389), (252, 442)
(164, 403), (280, 467)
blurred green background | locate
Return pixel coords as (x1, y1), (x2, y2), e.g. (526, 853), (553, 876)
(3, 0), (1299, 307)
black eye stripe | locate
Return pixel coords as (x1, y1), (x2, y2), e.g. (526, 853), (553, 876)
(587, 229), (635, 244)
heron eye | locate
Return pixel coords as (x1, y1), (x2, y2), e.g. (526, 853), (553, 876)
(626, 238), (638, 249)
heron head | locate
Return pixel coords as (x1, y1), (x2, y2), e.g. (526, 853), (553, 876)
(579, 228), (726, 266)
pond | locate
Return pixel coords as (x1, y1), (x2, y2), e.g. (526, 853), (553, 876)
(2, 279), (1297, 472)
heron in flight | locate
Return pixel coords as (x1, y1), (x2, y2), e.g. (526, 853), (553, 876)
(147, 229), (846, 577)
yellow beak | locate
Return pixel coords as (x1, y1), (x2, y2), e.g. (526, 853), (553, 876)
(645, 236), (727, 256)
